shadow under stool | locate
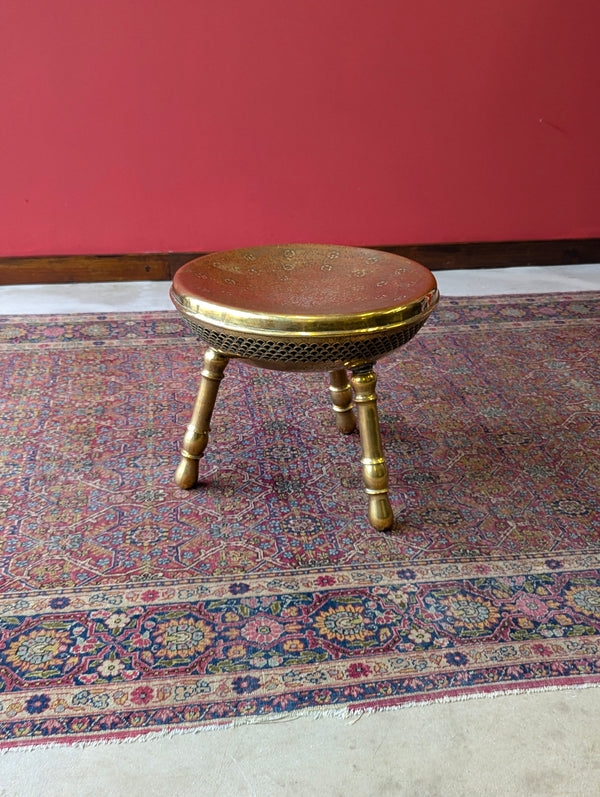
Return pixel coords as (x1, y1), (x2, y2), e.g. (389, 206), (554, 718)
(170, 244), (439, 531)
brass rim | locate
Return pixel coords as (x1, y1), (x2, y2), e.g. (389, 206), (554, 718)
(170, 285), (439, 338)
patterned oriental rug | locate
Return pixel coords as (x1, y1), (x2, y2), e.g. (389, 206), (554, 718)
(0, 291), (599, 748)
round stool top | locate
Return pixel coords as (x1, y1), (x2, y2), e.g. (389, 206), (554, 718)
(171, 244), (438, 338)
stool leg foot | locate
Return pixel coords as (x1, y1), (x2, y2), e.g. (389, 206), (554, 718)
(329, 368), (356, 434)
(175, 348), (229, 489)
(350, 365), (394, 531)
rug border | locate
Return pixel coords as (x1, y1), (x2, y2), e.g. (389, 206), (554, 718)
(2, 677), (600, 752)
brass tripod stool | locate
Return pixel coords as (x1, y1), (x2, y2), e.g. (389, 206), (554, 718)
(170, 244), (438, 531)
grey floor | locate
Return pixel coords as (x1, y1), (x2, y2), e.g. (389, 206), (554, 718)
(0, 264), (599, 797)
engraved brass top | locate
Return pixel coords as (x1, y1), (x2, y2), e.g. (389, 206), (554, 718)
(171, 244), (439, 337)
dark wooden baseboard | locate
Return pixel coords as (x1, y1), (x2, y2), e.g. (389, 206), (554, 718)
(0, 254), (176, 286)
(1, 239), (599, 285)
(374, 238), (600, 272)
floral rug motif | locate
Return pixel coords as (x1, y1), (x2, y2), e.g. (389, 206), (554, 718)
(0, 291), (599, 746)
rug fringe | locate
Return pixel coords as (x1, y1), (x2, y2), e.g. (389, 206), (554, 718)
(2, 680), (599, 754)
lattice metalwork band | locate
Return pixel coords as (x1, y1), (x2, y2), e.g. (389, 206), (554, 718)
(181, 316), (426, 371)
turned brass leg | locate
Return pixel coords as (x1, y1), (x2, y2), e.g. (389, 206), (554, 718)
(175, 348), (229, 489)
(350, 365), (394, 531)
(329, 368), (356, 434)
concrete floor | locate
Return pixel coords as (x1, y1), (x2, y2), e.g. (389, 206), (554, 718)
(0, 264), (599, 796)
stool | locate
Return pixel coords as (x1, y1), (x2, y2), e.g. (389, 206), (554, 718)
(170, 244), (439, 531)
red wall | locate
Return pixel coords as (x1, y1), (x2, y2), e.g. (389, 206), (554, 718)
(1, 0), (599, 256)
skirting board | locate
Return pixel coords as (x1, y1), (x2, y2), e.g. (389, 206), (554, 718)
(1, 239), (599, 286)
